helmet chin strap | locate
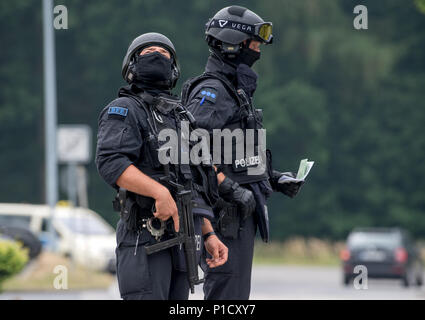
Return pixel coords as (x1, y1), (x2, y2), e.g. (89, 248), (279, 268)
(209, 47), (238, 70)
(209, 39), (255, 69)
(209, 46), (238, 69)
(135, 78), (172, 89)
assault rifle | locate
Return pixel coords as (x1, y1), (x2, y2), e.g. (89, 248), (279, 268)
(144, 176), (204, 294)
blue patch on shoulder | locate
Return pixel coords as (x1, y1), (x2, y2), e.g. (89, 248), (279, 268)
(197, 87), (218, 104)
(108, 106), (128, 117)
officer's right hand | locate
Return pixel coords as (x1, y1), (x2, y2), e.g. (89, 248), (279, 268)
(153, 186), (179, 232)
(232, 184), (256, 218)
(218, 177), (256, 218)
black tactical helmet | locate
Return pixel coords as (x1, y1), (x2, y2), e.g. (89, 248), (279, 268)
(205, 6), (273, 47)
(121, 32), (180, 88)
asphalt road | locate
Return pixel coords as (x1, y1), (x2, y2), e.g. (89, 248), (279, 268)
(247, 265), (425, 300)
(1, 265), (424, 300)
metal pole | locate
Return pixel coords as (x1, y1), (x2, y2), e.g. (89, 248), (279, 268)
(43, 0), (58, 251)
(67, 163), (77, 267)
(67, 163), (78, 207)
(77, 165), (89, 208)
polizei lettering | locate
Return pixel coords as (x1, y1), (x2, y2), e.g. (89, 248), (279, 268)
(234, 155), (261, 168)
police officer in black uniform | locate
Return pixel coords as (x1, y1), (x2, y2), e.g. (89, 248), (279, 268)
(182, 6), (303, 299)
(95, 32), (228, 300)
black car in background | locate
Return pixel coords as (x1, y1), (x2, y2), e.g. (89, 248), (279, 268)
(341, 228), (423, 287)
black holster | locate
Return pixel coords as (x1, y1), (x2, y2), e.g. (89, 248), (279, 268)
(214, 199), (240, 240)
(113, 188), (151, 231)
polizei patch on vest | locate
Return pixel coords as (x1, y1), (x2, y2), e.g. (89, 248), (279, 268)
(233, 155), (262, 172)
(108, 106), (128, 120)
(197, 87), (218, 105)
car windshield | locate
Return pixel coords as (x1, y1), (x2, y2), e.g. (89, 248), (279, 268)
(57, 216), (112, 236)
(0, 214), (31, 229)
(348, 231), (402, 249)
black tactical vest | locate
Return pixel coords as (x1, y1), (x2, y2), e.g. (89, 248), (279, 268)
(119, 90), (218, 219)
(181, 72), (269, 185)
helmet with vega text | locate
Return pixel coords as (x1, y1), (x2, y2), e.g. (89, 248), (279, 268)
(205, 5), (273, 57)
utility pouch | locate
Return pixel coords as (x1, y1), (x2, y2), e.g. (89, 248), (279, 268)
(266, 149), (274, 182)
(147, 133), (162, 169)
(255, 109), (263, 123)
(245, 113), (256, 129)
(121, 197), (141, 231)
(179, 163), (192, 181)
(217, 203), (240, 240)
(115, 188), (147, 231)
(113, 187), (128, 212)
(112, 194), (121, 212)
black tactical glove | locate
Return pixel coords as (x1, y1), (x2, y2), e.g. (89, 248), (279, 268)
(218, 177), (256, 219)
(270, 170), (303, 198)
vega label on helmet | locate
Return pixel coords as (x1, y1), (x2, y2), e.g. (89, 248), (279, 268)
(211, 19), (253, 33)
(218, 20), (228, 28)
(208, 18), (273, 44)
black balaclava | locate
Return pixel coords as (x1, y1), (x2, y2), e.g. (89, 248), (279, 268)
(236, 63), (258, 97)
(235, 42), (260, 97)
(237, 46), (261, 68)
(209, 39), (261, 97)
(133, 51), (173, 95)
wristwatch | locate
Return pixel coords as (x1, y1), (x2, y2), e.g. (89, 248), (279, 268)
(203, 231), (216, 241)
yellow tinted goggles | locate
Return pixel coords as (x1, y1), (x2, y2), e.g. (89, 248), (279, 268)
(207, 19), (273, 44)
(255, 22), (273, 44)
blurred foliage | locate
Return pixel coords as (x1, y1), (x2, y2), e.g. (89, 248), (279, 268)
(416, 0), (425, 14)
(253, 238), (344, 265)
(2, 252), (114, 291)
(0, 240), (29, 291)
(0, 0), (424, 240)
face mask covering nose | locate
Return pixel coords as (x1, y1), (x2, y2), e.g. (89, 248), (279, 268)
(135, 51), (172, 83)
(239, 47), (261, 67)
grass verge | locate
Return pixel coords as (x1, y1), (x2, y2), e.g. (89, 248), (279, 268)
(2, 252), (115, 292)
(253, 237), (344, 266)
(253, 237), (425, 266)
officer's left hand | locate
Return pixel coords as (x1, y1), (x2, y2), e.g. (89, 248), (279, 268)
(271, 170), (304, 198)
(204, 235), (228, 268)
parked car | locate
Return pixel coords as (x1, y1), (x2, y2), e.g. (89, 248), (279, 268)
(0, 225), (42, 260)
(0, 203), (116, 273)
(340, 227), (423, 287)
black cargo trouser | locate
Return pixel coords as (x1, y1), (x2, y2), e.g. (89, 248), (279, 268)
(202, 212), (256, 300)
(115, 219), (190, 300)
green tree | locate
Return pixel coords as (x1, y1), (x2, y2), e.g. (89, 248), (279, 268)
(1, 0), (424, 240)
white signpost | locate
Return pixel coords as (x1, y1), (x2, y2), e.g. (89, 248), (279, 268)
(57, 125), (92, 208)
(58, 125), (92, 164)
